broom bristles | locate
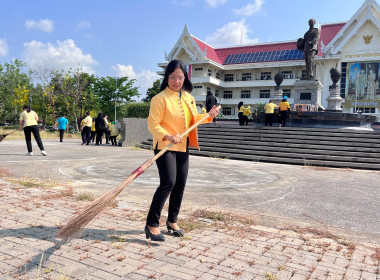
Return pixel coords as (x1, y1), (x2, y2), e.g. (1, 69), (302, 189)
(56, 160), (151, 240)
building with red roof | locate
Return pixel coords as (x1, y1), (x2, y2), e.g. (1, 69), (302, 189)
(158, 0), (380, 117)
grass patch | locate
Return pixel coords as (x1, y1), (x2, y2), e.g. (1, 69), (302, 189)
(75, 192), (94, 201)
(6, 176), (59, 189)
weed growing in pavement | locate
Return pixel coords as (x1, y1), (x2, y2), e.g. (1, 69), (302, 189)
(75, 192), (94, 201)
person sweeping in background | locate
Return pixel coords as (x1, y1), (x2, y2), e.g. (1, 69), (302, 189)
(146, 59), (219, 241)
(19, 105), (47, 156)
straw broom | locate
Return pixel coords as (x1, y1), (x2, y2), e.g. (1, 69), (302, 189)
(0, 130), (18, 143)
(56, 106), (221, 241)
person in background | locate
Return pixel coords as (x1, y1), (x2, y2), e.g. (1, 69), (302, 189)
(279, 96), (291, 127)
(81, 112), (92, 145)
(18, 105), (47, 156)
(55, 114), (69, 142)
(206, 90), (218, 124)
(90, 118), (96, 143)
(243, 106), (251, 126)
(103, 114), (110, 144)
(95, 113), (105, 145)
(146, 59), (220, 241)
(264, 100), (279, 126)
(200, 104), (207, 114)
(238, 101), (245, 126)
(109, 121), (119, 146)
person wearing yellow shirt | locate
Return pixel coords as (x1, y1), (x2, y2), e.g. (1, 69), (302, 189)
(18, 105), (47, 156)
(146, 59), (220, 241)
(90, 118), (96, 143)
(279, 96), (291, 127)
(238, 101), (245, 126)
(109, 121), (119, 145)
(264, 100), (279, 126)
(81, 112), (92, 145)
(200, 104), (207, 114)
(243, 106), (251, 126)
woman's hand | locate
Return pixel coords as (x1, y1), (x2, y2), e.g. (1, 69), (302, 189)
(209, 105), (220, 118)
(164, 134), (182, 144)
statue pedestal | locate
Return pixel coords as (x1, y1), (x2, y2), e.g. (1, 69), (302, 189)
(272, 88), (283, 105)
(293, 80), (323, 109)
(325, 87), (343, 112)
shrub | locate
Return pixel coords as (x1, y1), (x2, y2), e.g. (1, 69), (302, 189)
(124, 103), (150, 118)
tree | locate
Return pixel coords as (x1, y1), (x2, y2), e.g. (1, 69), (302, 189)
(0, 60), (33, 123)
(93, 76), (139, 121)
(142, 79), (161, 102)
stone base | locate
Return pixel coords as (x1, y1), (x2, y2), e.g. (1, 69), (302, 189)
(293, 80), (323, 107)
(325, 87), (343, 111)
(118, 118), (151, 147)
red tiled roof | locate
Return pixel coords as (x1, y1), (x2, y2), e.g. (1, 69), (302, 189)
(191, 36), (222, 64)
(192, 22), (346, 64)
(317, 22), (346, 56)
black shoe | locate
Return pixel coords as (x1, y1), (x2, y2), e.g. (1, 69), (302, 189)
(81, 143), (85, 145)
(166, 221), (185, 237)
(145, 225), (165, 241)
(86, 143), (89, 145)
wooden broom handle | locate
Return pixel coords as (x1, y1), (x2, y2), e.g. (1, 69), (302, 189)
(151, 105), (221, 163)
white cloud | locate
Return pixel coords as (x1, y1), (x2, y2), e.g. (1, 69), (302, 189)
(205, 19), (258, 47)
(0, 38), (9, 57)
(77, 20), (91, 31)
(25, 19), (54, 32)
(112, 64), (160, 98)
(205, 0), (227, 8)
(233, 0), (264, 16)
(23, 39), (97, 74)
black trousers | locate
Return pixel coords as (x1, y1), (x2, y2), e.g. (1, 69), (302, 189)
(59, 129), (65, 142)
(243, 115), (249, 126)
(24, 125), (44, 153)
(90, 131), (96, 143)
(110, 136), (117, 145)
(105, 129), (110, 143)
(265, 113), (274, 126)
(82, 126), (91, 144)
(238, 112), (244, 126)
(96, 130), (103, 144)
(280, 111), (288, 127)
(146, 147), (189, 227)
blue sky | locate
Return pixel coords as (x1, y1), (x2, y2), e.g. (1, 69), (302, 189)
(0, 0), (368, 100)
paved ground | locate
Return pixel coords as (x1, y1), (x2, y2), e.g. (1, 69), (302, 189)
(0, 138), (379, 279)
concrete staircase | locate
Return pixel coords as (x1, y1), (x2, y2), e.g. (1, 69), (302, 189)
(138, 125), (380, 170)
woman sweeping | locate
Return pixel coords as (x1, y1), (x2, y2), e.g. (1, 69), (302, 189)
(146, 59), (219, 241)
(19, 105), (47, 156)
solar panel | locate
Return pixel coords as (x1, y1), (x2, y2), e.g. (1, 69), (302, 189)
(223, 49), (304, 64)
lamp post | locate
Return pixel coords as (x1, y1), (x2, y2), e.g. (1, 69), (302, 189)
(29, 93), (32, 109)
(114, 78), (117, 122)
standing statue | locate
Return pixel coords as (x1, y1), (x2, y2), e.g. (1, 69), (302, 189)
(355, 69), (367, 99)
(367, 69), (376, 100)
(297, 19), (320, 80)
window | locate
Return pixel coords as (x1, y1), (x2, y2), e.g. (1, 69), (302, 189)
(260, 90), (270, 98)
(282, 71), (293, 79)
(241, 90), (251, 99)
(208, 69), (212, 76)
(216, 73), (220, 79)
(194, 85), (202, 89)
(194, 67), (203, 71)
(355, 107), (375, 113)
(222, 107), (232, 116)
(302, 70), (306, 78)
(224, 74), (234, 82)
(242, 73), (252, 81)
(223, 91), (233, 99)
(300, 92), (311, 100)
(261, 72), (271, 80)
(283, 89), (291, 98)
(215, 90), (219, 97)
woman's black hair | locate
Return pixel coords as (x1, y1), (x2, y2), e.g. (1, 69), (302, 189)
(23, 105), (31, 113)
(97, 113), (103, 118)
(238, 102), (244, 109)
(160, 59), (193, 93)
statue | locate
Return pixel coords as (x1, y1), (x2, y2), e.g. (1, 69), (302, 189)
(330, 67), (341, 89)
(367, 69), (376, 100)
(355, 70), (367, 99)
(297, 19), (320, 80)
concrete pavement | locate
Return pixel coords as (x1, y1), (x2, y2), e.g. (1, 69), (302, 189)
(0, 138), (379, 279)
